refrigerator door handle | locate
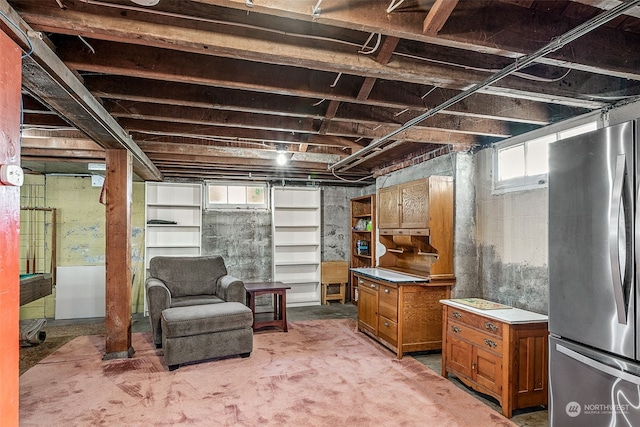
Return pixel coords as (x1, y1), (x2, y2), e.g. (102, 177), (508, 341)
(556, 343), (640, 385)
(609, 154), (629, 324)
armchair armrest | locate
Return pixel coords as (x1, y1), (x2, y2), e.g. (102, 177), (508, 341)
(146, 277), (171, 346)
(217, 275), (245, 304)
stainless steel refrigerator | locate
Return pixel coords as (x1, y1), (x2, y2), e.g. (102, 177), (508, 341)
(549, 120), (640, 426)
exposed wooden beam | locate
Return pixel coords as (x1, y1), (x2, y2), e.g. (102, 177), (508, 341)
(0, 0), (162, 181)
(423, 0), (459, 35)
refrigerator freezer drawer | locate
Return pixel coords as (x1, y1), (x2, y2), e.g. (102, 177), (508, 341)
(549, 336), (640, 426)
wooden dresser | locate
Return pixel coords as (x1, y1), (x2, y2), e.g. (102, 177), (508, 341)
(441, 299), (548, 418)
(354, 269), (454, 358)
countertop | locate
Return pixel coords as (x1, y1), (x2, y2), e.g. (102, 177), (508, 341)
(350, 267), (429, 283)
(441, 298), (548, 325)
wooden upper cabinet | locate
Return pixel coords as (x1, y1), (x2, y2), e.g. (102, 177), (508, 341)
(378, 185), (400, 229)
(378, 176), (452, 230)
(399, 179), (429, 228)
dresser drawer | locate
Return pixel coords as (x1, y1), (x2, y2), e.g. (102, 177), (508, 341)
(378, 285), (398, 320)
(447, 320), (503, 354)
(447, 309), (503, 337)
(378, 315), (398, 346)
(357, 278), (379, 292)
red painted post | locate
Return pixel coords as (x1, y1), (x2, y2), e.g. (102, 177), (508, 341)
(0, 29), (23, 426)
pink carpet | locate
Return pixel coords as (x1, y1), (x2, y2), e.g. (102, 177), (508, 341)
(20, 319), (516, 426)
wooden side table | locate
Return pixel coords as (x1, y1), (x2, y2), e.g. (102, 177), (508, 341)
(244, 281), (291, 332)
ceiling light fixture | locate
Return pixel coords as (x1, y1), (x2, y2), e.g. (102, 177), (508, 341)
(276, 145), (288, 166)
(88, 163), (106, 171)
(131, 0), (160, 6)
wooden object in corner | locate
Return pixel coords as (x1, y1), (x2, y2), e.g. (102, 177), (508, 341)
(350, 194), (376, 302)
(441, 300), (548, 418)
(378, 176), (454, 279)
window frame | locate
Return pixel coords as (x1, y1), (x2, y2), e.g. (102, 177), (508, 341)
(204, 181), (270, 210)
(492, 112), (603, 194)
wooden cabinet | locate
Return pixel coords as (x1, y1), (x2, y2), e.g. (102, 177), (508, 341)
(272, 187), (321, 306)
(355, 272), (453, 358)
(441, 300), (548, 418)
(378, 178), (438, 230)
(350, 194), (375, 302)
(378, 176), (454, 279)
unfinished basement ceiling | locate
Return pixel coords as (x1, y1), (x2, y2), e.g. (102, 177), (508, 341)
(4, 0), (640, 185)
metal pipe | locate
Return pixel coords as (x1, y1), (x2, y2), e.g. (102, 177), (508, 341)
(329, 0), (640, 172)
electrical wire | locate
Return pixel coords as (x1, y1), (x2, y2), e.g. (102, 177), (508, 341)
(358, 33), (381, 55)
(331, 168), (374, 183)
(0, 9), (34, 58)
(77, 0), (575, 83)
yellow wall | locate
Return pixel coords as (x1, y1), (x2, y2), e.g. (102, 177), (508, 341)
(19, 174), (146, 319)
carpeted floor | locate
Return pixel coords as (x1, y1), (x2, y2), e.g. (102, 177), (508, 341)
(20, 318), (518, 427)
(19, 322), (105, 375)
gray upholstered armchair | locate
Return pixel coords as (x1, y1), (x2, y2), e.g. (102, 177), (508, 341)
(145, 255), (246, 347)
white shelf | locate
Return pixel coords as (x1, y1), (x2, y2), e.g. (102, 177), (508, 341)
(272, 187), (321, 306)
(145, 182), (203, 269)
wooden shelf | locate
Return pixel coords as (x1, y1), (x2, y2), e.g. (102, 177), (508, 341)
(350, 194), (376, 303)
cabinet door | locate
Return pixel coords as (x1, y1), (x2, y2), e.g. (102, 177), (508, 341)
(446, 334), (473, 378)
(378, 186), (399, 229)
(399, 180), (429, 228)
(357, 285), (378, 335)
(473, 346), (502, 395)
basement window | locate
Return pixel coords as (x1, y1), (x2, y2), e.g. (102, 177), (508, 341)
(205, 181), (268, 210)
(493, 119), (599, 194)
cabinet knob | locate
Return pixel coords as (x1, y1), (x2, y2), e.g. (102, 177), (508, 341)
(384, 322), (390, 327)
(359, 280), (364, 284)
(483, 338), (497, 349)
(384, 289), (390, 293)
(484, 322), (498, 332)
(472, 362), (476, 371)
(452, 312), (462, 319)
(451, 325), (461, 333)
(370, 284), (376, 288)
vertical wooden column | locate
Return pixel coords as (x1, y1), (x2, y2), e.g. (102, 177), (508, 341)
(0, 30), (22, 426)
(104, 149), (134, 360)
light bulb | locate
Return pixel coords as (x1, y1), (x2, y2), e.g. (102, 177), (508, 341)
(277, 153), (287, 165)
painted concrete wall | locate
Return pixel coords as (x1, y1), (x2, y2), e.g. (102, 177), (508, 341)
(321, 185), (364, 261)
(19, 175), (146, 319)
(475, 147), (548, 314)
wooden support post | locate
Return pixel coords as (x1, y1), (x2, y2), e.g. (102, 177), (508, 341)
(103, 149), (134, 360)
(0, 29), (22, 427)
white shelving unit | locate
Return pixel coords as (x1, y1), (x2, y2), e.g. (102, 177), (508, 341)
(145, 182), (203, 271)
(272, 186), (321, 307)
